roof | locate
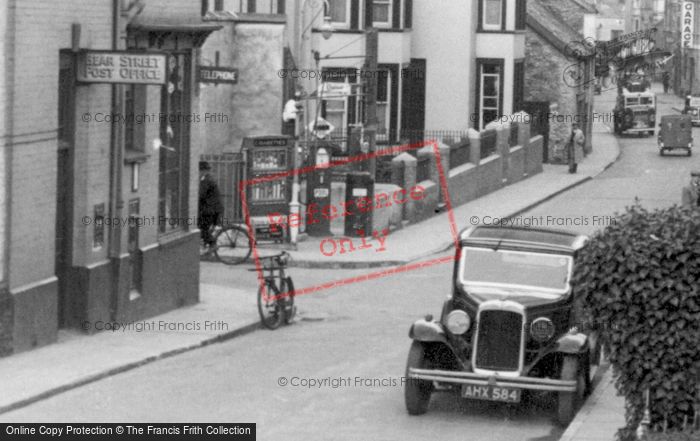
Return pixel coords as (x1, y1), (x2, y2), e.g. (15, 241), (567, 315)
(460, 226), (588, 253)
(527, 1), (587, 56)
(571, 0), (598, 14)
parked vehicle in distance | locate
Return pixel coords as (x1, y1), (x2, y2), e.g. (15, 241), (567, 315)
(682, 95), (700, 126)
(613, 80), (656, 136)
(658, 114), (693, 157)
(404, 226), (602, 426)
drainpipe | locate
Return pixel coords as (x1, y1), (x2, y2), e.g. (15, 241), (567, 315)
(108, 0), (124, 321)
(2, 0), (17, 299)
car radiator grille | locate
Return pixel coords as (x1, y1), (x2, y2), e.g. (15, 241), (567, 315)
(474, 310), (523, 371)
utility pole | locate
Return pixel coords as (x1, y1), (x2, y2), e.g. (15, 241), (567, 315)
(363, 0), (378, 177)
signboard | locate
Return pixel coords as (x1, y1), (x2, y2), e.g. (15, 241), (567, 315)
(683, 1), (695, 49)
(198, 66), (238, 84)
(252, 137), (289, 147)
(308, 117), (335, 139)
(76, 51), (166, 85)
(318, 82), (352, 98)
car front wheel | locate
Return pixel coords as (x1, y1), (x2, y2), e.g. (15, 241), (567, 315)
(557, 355), (586, 426)
(404, 341), (434, 415)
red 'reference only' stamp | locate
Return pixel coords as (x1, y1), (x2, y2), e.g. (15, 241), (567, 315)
(239, 140), (458, 301)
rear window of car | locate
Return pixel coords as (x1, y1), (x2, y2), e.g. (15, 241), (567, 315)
(460, 247), (572, 291)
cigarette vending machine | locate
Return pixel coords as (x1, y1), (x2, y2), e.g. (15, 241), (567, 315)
(241, 135), (294, 242)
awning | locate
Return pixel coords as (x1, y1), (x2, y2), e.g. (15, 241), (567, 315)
(127, 16), (222, 48)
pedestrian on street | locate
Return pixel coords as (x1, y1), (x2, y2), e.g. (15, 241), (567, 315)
(567, 122), (585, 174)
(681, 171), (700, 207)
(662, 71), (670, 94)
(198, 161), (224, 247)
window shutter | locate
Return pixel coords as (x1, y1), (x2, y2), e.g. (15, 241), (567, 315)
(404, 0), (412, 28)
(351, 0), (360, 29)
(392, 0), (401, 28)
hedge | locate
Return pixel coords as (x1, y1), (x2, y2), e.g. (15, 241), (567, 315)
(571, 202), (700, 441)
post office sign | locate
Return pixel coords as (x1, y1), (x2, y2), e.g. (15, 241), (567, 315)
(76, 51), (167, 85)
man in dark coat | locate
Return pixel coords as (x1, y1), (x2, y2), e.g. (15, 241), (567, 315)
(681, 171), (700, 208)
(198, 161), (223, 246)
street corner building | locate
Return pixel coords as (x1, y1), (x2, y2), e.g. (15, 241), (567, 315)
(524, 0), (596, 163)
(0, 0), (222, 355)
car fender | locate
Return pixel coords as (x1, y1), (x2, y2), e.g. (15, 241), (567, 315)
(555, 332), (589, 355)
(409, 319), (448, 344)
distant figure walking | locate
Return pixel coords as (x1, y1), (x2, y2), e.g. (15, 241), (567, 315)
(681, 171), (700, 208)
(568, 123), (585, 174)
(662, 71), (671, 94)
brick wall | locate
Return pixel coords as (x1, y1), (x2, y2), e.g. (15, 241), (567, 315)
(524, 29), (578, 163)
(538, 0), (585, 33)
(9, 0), (113, 289)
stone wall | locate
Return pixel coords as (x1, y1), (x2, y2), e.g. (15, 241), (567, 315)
(524, 29), (579, 163)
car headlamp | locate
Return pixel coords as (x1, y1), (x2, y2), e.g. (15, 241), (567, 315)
(530, 317), (555, 342)
(445, 310), (471, 335)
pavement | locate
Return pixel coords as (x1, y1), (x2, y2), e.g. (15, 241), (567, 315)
(0, 114), (626, 435)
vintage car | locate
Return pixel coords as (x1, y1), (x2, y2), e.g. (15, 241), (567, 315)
(404, 226), (601, 425)
(658, 114), (693, 157)
(683, 95), (700, 126)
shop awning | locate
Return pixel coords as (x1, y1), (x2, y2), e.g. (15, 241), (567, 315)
(127, 16), (222, 48)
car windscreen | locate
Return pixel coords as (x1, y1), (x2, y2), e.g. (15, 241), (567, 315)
(626, 98), (639, 106)
(460, 247), (572, 291)
(639, 97), (653, 105)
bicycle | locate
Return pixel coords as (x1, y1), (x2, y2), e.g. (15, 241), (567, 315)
(250, 251), (296, 329)
(199, 223), (252, 265)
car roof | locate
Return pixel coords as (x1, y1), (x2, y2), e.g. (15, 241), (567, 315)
(459, 225), (588, 253)
(661, 114), (691, 121)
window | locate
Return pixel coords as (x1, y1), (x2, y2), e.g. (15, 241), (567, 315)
(515, 0), (526, 30)
(477, 60), (503, 129)
(481, 0), (503, 31)
(373, 0), (391, 27)
(513, 60), (525, 113)
(329, 0), (350, 26)
(376, 68), (391, 141)
(158, 53), (191, 235)
(124, 84), (146, 152)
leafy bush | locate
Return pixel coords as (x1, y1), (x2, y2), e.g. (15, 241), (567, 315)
(645, 430), (700, 441)
(572, 202), (700, 441)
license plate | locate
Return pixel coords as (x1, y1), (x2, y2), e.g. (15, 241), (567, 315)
(461, 385), (521, 403)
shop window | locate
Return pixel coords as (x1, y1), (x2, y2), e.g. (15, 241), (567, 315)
(124, 84), (146, 153)
(476, 60), (503, 129)
(158, 53), (191, 235)
(481, 0), (503, 31)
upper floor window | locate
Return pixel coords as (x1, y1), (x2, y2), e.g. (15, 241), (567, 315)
(481, 0), (503, 31)
(373, 0), (392, 27)
(329, 0), (350, 26)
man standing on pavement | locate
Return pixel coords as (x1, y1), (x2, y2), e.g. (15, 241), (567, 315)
(568, 122), (585, 174)
(662, 71), (671, 94)
(681, 171), (700, 207)
(198, 161), (224, 247)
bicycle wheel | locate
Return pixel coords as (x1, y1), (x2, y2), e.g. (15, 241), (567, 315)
(281, 277), (296, 325)
(214, 225), (252, 265)
(258, 280), (283, 330)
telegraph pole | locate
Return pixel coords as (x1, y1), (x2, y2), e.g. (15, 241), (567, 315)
(363, 0), (378, 177)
